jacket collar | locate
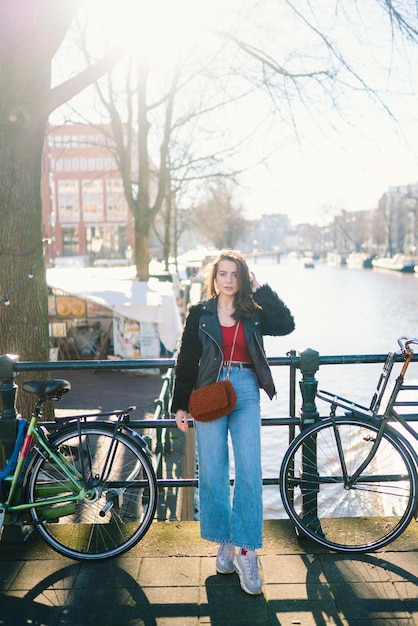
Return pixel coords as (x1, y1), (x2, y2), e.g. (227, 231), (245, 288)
(201, 296), (218, 315)
(201, 296), (259, 330)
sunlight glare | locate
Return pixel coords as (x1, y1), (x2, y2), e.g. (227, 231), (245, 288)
(89, 0), (212, 68)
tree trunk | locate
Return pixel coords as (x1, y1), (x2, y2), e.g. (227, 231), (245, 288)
(0, 118), (50, 361)
(0, 1), (123, 417)
(0, 7), (54, 416)
(135, 231), (150, 281)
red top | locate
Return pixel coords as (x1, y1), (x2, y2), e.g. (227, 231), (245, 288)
(221, 323), (251, 362)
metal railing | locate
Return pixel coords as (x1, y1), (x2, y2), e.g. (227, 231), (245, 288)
(1, 349), (418, 495)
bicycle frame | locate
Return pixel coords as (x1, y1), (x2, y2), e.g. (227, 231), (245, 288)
(0, 376), (159, 561)
(319, 338), (418, 488)
(279, 336), (418, 553)
(0, 422), (84, 534)
(0, 401), (139, 529)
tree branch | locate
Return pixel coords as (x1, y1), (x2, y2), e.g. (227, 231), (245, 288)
(45, 43), (126, 116)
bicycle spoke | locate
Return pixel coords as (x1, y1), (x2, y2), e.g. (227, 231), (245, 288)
(280, 417), (417, 552)
(26, 425), (157, 560)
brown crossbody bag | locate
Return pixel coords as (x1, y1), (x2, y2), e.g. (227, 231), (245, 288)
(188, 322), (240, 422)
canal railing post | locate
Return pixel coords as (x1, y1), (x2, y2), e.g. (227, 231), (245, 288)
(298, 348), (320, 428)
(0, 354), (20, 468)
(0, 353), (32, 541)
(154, 368), (178, 521)
(298, 347), (321, 531)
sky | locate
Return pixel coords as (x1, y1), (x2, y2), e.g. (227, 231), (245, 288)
(227, 0), (418, 225)
(240, 117), (418, 225)
(53, 0), (418, 227)
(205, 1), (418, 225)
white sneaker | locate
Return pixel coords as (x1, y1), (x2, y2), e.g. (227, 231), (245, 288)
(234, 550), (262, 595)
(216, 542), (235, 574)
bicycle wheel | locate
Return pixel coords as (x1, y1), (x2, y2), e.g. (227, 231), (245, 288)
(279, 416), (418, 552)
(26, 423), (157, 560)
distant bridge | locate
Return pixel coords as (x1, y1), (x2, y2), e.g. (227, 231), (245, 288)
(245, 249), (281, 262)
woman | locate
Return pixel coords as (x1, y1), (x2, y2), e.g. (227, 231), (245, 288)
(171, 250), (295, 595)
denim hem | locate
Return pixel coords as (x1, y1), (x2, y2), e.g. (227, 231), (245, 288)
(232, 542), (263, 550)
(201, 533), (262, 550)
(201, 533), (231, 545)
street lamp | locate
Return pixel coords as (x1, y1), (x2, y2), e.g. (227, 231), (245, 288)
(91, 234), (103, 266)
(125, 245), (133, 264)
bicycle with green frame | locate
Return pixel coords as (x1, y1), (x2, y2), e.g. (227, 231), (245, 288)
(280, 336), (418, 553)
(0, 378), (157, 560)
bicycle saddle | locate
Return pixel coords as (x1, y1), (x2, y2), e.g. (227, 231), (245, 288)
(22, 379), (71, 400)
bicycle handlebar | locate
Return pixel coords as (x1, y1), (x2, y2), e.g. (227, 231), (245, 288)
(397, 336), (418, 353)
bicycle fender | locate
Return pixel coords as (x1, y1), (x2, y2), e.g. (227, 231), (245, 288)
(48, 421), (153, 457)
(119, 425), (153, 456)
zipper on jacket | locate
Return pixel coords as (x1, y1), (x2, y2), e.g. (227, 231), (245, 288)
(253, 331), (277, 399)
(200, 324), (224, 381)
(254, 331), (271, 369)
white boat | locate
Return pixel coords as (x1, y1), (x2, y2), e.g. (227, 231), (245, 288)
(326, 252), (347, 266)
(372, 254), (417, 273)
(346, 253), (374, 269)
(301, 257), (315, 268)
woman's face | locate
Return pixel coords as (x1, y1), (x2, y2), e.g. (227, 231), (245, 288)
(214, 259), (239, 298)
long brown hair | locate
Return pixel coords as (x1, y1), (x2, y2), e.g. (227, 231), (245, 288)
(204, 249), (260, 319)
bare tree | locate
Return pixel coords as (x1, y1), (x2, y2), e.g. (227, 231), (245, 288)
(98, 1), (418, 270)
(86, 36), (260, 278)
(192, 180), (249, 249)
(89, 57), (184, 279)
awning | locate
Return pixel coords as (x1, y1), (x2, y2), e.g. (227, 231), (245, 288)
(47, 267), (183, 353)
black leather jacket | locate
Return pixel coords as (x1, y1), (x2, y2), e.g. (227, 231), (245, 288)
(171, 285), (295, 413)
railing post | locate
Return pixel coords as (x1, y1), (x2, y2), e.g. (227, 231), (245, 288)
(0, 354), (19, 468)
(298, 348), (321, 531)
(155, 367), (183, 522)
(298, 348), (320, 428)
(0, 354), (31, 542)
(0, 354), (19, 420)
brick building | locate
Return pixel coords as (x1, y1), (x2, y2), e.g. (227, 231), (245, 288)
(42, 123), (134, 266)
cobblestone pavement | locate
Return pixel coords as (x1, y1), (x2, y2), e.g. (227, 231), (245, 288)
(0, 520), (417, 625)
(54, 368), (165, 420)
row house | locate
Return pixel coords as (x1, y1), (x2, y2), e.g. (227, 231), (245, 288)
(42, 123), (135, 266)
(376, 183), (418, 256)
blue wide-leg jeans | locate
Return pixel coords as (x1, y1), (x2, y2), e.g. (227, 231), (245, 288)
(194, 365), (263, 550)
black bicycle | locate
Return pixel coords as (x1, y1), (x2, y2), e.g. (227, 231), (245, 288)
(280, 336), (418, 552)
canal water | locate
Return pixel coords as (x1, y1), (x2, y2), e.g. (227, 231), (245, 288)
(242, 255), (418, 517)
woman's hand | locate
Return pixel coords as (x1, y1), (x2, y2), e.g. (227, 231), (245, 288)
(249, 271), (261, 293)
(175, 409), (189, 431)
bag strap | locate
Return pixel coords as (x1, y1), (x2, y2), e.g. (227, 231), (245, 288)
(226, 321), (240, 379)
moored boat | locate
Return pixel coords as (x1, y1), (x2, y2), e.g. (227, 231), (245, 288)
(326, 252), (347, 266)
(346, 253), (374, 269)
(372, 254), (417, 273)
(301, 256), (315, 268)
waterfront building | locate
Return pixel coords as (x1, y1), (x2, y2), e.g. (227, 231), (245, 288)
(41, 123), (136, 266)
(376, 183), (418, 256)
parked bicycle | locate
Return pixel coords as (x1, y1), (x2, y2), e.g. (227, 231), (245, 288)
(280, 336), (418, 553)
(0, 379), (157, 560)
